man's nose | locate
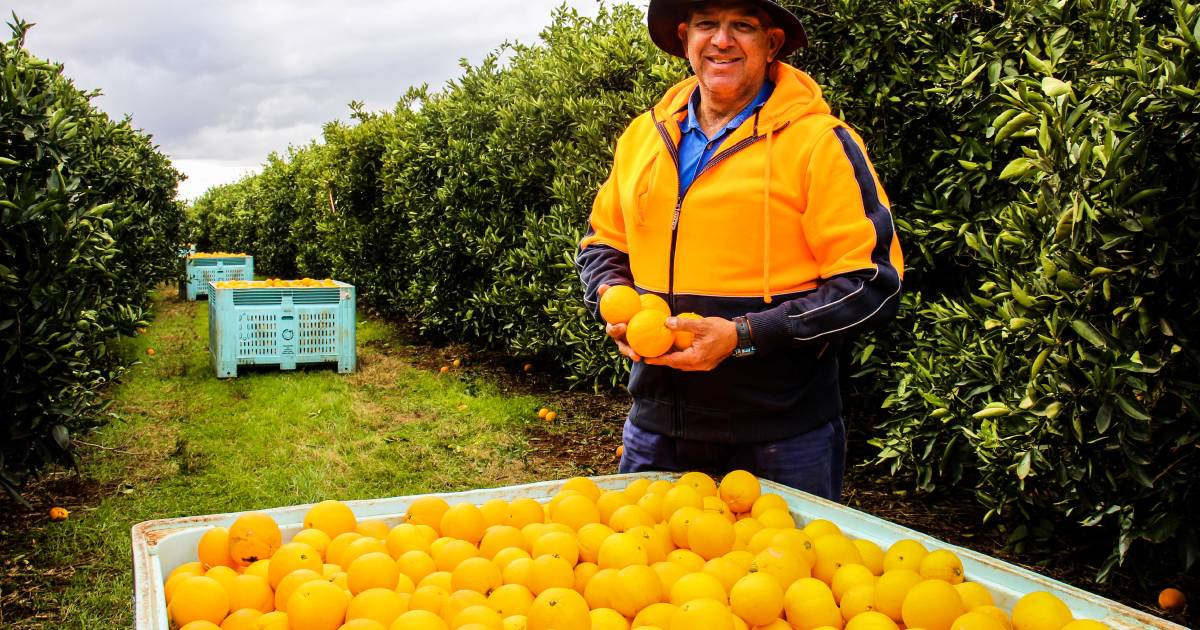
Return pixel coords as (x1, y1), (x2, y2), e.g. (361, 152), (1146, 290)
(711, 23), (735, 47)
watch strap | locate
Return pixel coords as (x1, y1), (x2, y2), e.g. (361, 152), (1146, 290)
(732, 316), (756, 358)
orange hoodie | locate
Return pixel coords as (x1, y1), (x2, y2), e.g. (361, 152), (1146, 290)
(576, 62), (903, 442)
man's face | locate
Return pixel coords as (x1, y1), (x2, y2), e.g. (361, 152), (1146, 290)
(677, 3), (784, 106)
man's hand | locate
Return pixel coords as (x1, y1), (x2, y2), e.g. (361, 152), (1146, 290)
(598, 284), (642, 362)
(644, 315), (738, 371)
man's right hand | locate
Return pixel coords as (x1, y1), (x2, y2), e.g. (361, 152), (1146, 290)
(598, 284), (642, 362)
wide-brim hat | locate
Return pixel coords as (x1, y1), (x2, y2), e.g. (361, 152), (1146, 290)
(647, 0), (809, 59)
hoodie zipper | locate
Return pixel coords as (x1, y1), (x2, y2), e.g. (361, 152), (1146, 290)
(651, 112), (787, 439)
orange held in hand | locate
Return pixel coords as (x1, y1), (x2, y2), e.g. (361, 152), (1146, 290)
(672, 312), (703, 350)
(600, 285), (642, 324)
(626, 310), (674, 358)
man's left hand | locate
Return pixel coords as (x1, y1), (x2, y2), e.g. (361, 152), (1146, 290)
(643, 316), (738, 371)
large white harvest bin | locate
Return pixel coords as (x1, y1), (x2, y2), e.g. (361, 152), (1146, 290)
(131, 472), (1183, 629)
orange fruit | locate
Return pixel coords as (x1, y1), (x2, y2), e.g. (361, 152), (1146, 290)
(954, 581), (995, 610)
(677, 472), (719, 498)
(560, 477), (602, 502)
(274, 568), (323, 612)
(227, 573), (274, 612)
(626, 310), (674, 358)
(392, 608), (449, 629)
(178, 622), (220, 630)
(147, 348), (156, 356)
(597, 532), (648, 570)
(197, 527), (236, 569)
(882, 539), (928, 573)
(397, 549), (439, 585)
(811, 533), (863, 585)
(590, 607), (630, 630)
(292, 528), (332, 561)
(1159, 587), (1187, 612)
(406, 496), (451, 533)
(286, 579), (349, 630)
(901, 578), (965, 630)
(217, 608), (263, 629)
(442, 503), (489, 545)
(839, 582), (877, 622)
(781, 578), (841, 629)
(451, 556), (503, 595)
(599, 285), (643, 324)
(639, 293), (671, 315)
(852, 539), (885, 576)
(608, 564), (663, 617)
(670, 597), (735, 630)
(951, 611), (1010, 630)
(526, 587), (590, 630)
(609, 504), (655, 532)
(326, 532), (365, 567)
(873, 568), (923, 623)
(919, 549), (965, 584)
(669, 571), (727, 606)
(687, 512), (735, 560)
(633, 601), (680, 628)
(451, 604), (503, 629)
(532, 530), (579, 565)
(338, 620), (387, 630)
(303, 500), (359, 539)
(488, 583), (535, 617)
(730, 571), (784, 626)
(170, 576), (230, 627)
(348, 551), (402, 594)
(388, 524), (434, 558)
(672, 312), (703, 349)
(430, 538), (479, 572)
(268, 542), (323, 588)
(537, 408), (549, 419)
(255, 610), (290, 630)
(357, 519), (390, 540)
(346, 587), (407, 626)
(527, 554), (575, 595)
(718, 470), (761, 514)
(1011, 591), (1073, 630)
(227, 512), (282, 567)
(549, 493), (600, 531)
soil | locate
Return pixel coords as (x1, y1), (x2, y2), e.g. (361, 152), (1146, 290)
(1, 313), (1196, 628)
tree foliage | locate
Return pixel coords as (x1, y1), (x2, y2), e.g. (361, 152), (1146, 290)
(0, 18), (186, 500)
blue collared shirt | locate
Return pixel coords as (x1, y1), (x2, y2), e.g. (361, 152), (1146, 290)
(677, 80), (774, 197)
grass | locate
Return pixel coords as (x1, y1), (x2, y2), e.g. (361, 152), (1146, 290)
(1, 289), (571, 628)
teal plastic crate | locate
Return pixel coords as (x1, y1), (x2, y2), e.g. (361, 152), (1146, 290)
(207, 281), (356, 378)
(179, 255), (254, 301)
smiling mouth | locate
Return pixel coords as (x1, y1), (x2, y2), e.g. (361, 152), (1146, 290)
(707, 57), (742, 66)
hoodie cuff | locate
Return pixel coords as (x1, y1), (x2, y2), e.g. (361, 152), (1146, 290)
(745, 309), (791, 354)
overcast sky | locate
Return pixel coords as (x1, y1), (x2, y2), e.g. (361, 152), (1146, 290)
(8, 0), (620, 201)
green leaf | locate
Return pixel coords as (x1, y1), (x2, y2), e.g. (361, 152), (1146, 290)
(1095, 401), (1113, 434)
(1016, 451), (1032, 479)
(1114, 394), (1151, 421)
(1070, 320), (1107, 348)
(1040, 77), (1072, 97)
(999, 157), (1037, 180)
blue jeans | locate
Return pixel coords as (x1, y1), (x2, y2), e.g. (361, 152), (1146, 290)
(618, 417), (846, 501)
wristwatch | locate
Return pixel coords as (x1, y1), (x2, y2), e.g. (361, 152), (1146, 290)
(732, 316), (756, 358)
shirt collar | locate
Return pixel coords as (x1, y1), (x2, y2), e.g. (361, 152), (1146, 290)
(682, 80), (775, 137)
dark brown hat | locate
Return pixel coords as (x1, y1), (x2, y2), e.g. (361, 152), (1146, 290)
(647, 0), (809, 59)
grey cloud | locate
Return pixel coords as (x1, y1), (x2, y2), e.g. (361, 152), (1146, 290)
(7, 0), (612, 199)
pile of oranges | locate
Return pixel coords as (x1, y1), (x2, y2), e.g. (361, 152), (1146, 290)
(190, 252), (250, 258)
(599, 286), (700, 359)
(212, 279), (339, 290)
(161, 471), (1113, 630)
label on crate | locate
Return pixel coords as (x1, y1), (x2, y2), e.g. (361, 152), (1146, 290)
(340, 289), (350, 301)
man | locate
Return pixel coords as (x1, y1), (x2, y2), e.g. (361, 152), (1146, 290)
(575, 0), (903, 500)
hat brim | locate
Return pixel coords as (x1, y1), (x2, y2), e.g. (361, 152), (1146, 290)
(647, 0), (808, 59)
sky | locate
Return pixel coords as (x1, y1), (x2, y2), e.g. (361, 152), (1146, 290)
(7, 0), (617, 202)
